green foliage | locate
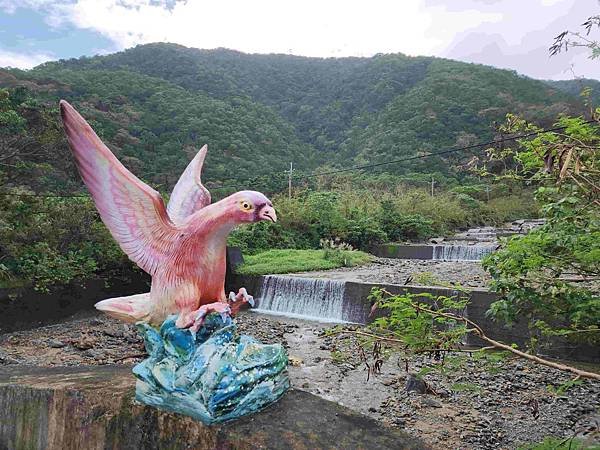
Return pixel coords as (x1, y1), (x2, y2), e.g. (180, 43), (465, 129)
(546, 79), (600, 107)
(0, 191), (130, 292)
(371, 289), (469, 354)
(8, 67), (315, 188)
(366, 289), (521, 377)
(320, 238), (355, 266)
(378, 200), (434, 241)
(13, 43), (587, 180)
(343, 58), (579, 173)
(518, 436), (599, 450)
(227, 181), (538, 255)
(227, 221), (308, 255)
(546, 378), (583, 396)
(235, 249), (372, 276)
(482, 114), (600, 345)
(484, 194), (539, 223)
(0, 88), (26, 133)
(229, 190), (386, 252)
(0, 46), (571, 290)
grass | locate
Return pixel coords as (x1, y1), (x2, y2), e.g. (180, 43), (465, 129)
(235, 249), (373, 276)
(518, 437), (599, 450)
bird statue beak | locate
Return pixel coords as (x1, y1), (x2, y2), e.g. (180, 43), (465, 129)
(259, 205), (277, 223)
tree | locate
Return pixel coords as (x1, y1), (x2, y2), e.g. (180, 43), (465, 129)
(482, 113), (599, 346)
(550, 14), (600, 59)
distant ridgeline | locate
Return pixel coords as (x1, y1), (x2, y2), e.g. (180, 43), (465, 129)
(0, 42), (594, 194)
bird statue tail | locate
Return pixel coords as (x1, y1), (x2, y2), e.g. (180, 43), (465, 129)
(95, 293), (151, 323)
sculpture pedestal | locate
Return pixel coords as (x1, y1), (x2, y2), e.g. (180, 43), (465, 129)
(133, 313), (289, 424)
(0, 365), (427, 449)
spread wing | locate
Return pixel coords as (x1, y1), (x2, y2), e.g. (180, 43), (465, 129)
(167, 144), (211, 225)
(60, 100), (179, 276)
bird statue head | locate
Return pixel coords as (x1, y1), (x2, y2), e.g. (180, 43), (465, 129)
(227, 190), (277, 224)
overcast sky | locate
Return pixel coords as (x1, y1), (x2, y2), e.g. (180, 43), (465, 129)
(0, 0), (598, 80)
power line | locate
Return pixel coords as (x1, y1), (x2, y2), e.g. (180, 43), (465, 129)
(294, 120), (598, 180)
(201, 119), (598, 191)
(1, 119), (597, 198)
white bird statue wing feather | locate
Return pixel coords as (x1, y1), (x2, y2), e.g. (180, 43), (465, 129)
(167, 144), (211, 225)
(60, 100), (180, 276)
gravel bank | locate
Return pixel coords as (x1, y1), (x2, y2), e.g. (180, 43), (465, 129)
(294, 257), (491, 289)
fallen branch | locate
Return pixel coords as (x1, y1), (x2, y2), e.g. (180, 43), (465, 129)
(474, 334), (600, 381)
(374, 288), (600, 381)
(327, 328), (497, 354)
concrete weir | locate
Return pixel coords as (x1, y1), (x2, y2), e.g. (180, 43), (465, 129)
(228, 274), (600, 363)
(0, 365), (426, 450)
(371, 243), (496, 261)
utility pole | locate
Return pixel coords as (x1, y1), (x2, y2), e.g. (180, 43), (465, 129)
(288, 162), (293, 199)
(431, 176), (435, 197)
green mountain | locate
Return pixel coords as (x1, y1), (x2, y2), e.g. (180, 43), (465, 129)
(545, 78), (600, 107)
(0, 43), (591, 194)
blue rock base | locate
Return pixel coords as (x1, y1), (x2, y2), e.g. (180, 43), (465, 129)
(132, 313), (290, 424)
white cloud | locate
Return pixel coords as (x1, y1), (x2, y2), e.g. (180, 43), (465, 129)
(5, 0), (502, 57)
(0, 48), (56, 68)
(0, 0), (597, 79)
(438, 0), (600, 79)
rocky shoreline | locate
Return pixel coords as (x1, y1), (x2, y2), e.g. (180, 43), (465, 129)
(1, 311), (598, 449)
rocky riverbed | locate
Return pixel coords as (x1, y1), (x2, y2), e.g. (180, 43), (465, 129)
(295, 257), (491, 289)
(1, 311), (598, 449)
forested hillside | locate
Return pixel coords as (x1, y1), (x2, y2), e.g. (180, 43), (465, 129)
(35, 44), (581, 171)
(2, 43), (595, 291)
(1, 42), (590, 194)
(0, 67), (315, 193)
(545, 78), (600, 107)
(0, 44), (583, 184)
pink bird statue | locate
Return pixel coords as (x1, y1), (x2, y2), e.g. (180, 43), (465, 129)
(60, 100), (277, 332)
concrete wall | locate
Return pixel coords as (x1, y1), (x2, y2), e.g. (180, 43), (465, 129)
(0, 271), (150, 334)
(228, 274), (600, 363)
(0, 365), (425, 450)
(1, 247), (242, 334)
(371, 244), (434, 259)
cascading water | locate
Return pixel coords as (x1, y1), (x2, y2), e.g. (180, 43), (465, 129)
(432, 244), (495, 261)
(253, 275), (350, 323)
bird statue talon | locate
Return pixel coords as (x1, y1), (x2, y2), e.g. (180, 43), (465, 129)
(187, 302), (231, 333)
(228, 287), (255, 314)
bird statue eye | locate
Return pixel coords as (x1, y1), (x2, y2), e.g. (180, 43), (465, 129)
(241, 201), (252, 211)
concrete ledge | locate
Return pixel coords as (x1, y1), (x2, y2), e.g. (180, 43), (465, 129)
(228, 274), (600, 363)
(0, 365), (426, 450)
(0, 272), (150, 334)
(371, 244), (434, 259)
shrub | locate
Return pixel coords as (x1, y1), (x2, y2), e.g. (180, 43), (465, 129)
(379, 201), (435, 241)
(482, 115), (600, 345)
(0, 192), (129, 292)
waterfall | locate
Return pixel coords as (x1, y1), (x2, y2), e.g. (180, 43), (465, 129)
(253, 275), (350, 323)
(432, 244), (495, 261)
